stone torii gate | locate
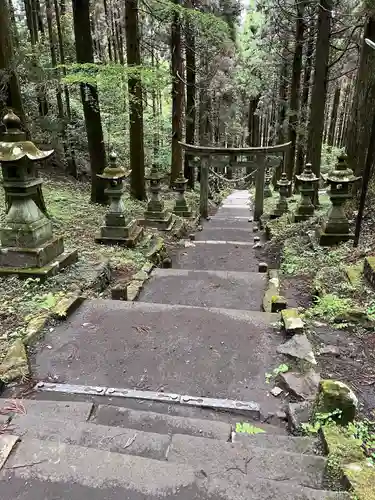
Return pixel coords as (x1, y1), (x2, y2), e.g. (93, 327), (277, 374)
(180, 141), (292, 221)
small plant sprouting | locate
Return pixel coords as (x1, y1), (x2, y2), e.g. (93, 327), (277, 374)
(265, 363), (289, 384)
(301, 409), (343, 435)
(235, 422), (266, 435)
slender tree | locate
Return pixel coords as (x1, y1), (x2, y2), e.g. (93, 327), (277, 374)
(184, 0), (196, 188)
(72, 0), (107, 204)
(306, 0), (333, 203)
(170, 0), (184, 184)
(125, 0), (146, 200)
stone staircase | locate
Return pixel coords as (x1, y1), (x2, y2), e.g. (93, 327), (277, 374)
(0, 191), (349, 499)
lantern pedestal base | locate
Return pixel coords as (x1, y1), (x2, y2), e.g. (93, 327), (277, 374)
(270, 207), (288, 220)
(316, 227), (353, 246)
(290, 213), (311, 223)
(95, 220), (144, 248)
(140, 210), (173, 230)
(0, 248), (78, 279)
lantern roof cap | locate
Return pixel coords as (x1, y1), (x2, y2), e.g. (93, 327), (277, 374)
(296, 162), (319, 182)
(326, 154), (360, 183)
(97, 151), (129, 180)
(0, 111), (54, 162)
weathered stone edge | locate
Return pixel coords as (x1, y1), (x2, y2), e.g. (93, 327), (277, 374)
(34, 381), (261, 419)
(262, 269), (287, 313)
(281, 308), (305, 335)
(322, 424), (375, 499)
(111, 261), (155, 302)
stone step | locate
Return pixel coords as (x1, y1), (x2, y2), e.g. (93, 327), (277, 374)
(204, 217), (253, 229)
(30, 299), (282, 411)
(92, 404), (231, 440)
(11, 413), (170, 460)
(0, 438), (349, 500)
(174, 241), (262, 271)
(138, 269), (267, 310)
(0, 398), (93, 421)
(195, 227), (254, 242)
(232, 430), (318, 454)
(168, 434), (327, 489)
(18, 391), (290, 434)
(216, 207), (251, 218)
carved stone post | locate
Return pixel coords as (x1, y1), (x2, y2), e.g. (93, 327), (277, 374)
(0, 111), (77, 277)
(263, 167), (272, 198)
(271, 172), (291, 219)
(317, 154), (360, 246)
(173, 172), (192, 218)
(141, 164), (173, 229)
(291, 163), (319, 222)
(95, 152), (143, 247)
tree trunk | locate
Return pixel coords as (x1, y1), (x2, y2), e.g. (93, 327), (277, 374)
(72, 0), (107, 204)
(277, 42), (289, 144)
(327, 86), (340, 147)
(295, 30), (313, 176)
(287, 1), (305, 181)
(248, 95), (260, 146)
(184, 0), (196, 189)
(125, 0), (146, 200)
(170, 0), (184, 184)
(346, 15), (375, 175)
(0, 0), (27, 124)
(306, 0), (332, 203)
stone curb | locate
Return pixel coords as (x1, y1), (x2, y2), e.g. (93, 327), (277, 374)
(364, 256), (375, 288)
(34, 381), (261, 420)
(262, 269), (287, 313)
(281, 308), (305, 335)
(322, 424), (375, 499)
(111, 260), (155, 302)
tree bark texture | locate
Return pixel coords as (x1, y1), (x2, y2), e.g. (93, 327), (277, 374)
(72, 0), (107, 204)
(170, 0), (184, 184)
(184, 0), (196, 189)
(306, 0), (332, 202)
(287, 1), (305, 181)
(346, 14), (375, 175)
(327, 86), (340, 147)
(125, 0), (146, 200)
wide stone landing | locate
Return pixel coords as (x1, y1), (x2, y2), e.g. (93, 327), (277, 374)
(204, 217), (252, 229)
(138, 269), (267, 310)
(174, 241), (261, 272)
(31, 299), (281, 406)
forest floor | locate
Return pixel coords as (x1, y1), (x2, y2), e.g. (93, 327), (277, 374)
(261, 188), (375, 420)
(0, 169), (228, 368)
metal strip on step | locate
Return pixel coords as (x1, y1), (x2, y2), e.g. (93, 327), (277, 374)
(194, 240), (255, 246)
(34, 382), (260, 417)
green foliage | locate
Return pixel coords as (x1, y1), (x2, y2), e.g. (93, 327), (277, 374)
(301, 409), (343, 435)
(235, 422), (266, 434)
(265, 363), (289, 384)
(305, 294), (353, 321)
(321, 143), (345, 175)
(348, 419), (375, 465)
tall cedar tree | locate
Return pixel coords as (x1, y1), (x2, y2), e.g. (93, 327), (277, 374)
(72, 0), (107, 204)
(184, 0), (196, 189)
(125, 0), (146, 200)
(287, 1), (305, 181)
(306, 0), (332, 203)
(0, 0), (26, 123)
(171, 0), (184, 184)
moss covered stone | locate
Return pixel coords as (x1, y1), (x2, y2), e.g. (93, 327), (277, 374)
(344, 462), (375, 500)
(317, 380), (358, 425)
(345, 262), (364, 287)
(281, 308), (304, 334)
(0, 339), (29, 383)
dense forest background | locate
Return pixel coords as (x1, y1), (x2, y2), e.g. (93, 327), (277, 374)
(0, 0), (374, 205)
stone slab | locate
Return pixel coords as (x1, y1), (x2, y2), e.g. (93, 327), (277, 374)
(0, 398), (93, 421)
(174, 242), (261, 272)
(204, 217), (253, 229)
(168, 434), (327, 489)
(31, 299), (282, 407)
(0, 435), (19, 470)
(0, 463), (350, 500)
(232, 431), (317, 454)
(216, 207), (251, 218)
(93, 405), (231, 440)
(194, 227), (253, 242)
(138, 269), (267, 310)
(11, 414), (170, 460)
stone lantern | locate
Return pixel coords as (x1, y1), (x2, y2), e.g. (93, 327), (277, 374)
(95, 152), (143, 247)
(271, 172), (291, 219)
(0, 111), (77, 278)
(141, 164), (173, 229)
(317, 154), (360, 246)
(173, 172), (193, 218)
(263, 167), (272, 198)
(291, 162), (319, 222)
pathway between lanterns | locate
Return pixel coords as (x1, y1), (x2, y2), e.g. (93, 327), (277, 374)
(29, 190), (284, 416)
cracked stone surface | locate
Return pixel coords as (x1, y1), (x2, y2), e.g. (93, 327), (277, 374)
(277, 333), (317, 365)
